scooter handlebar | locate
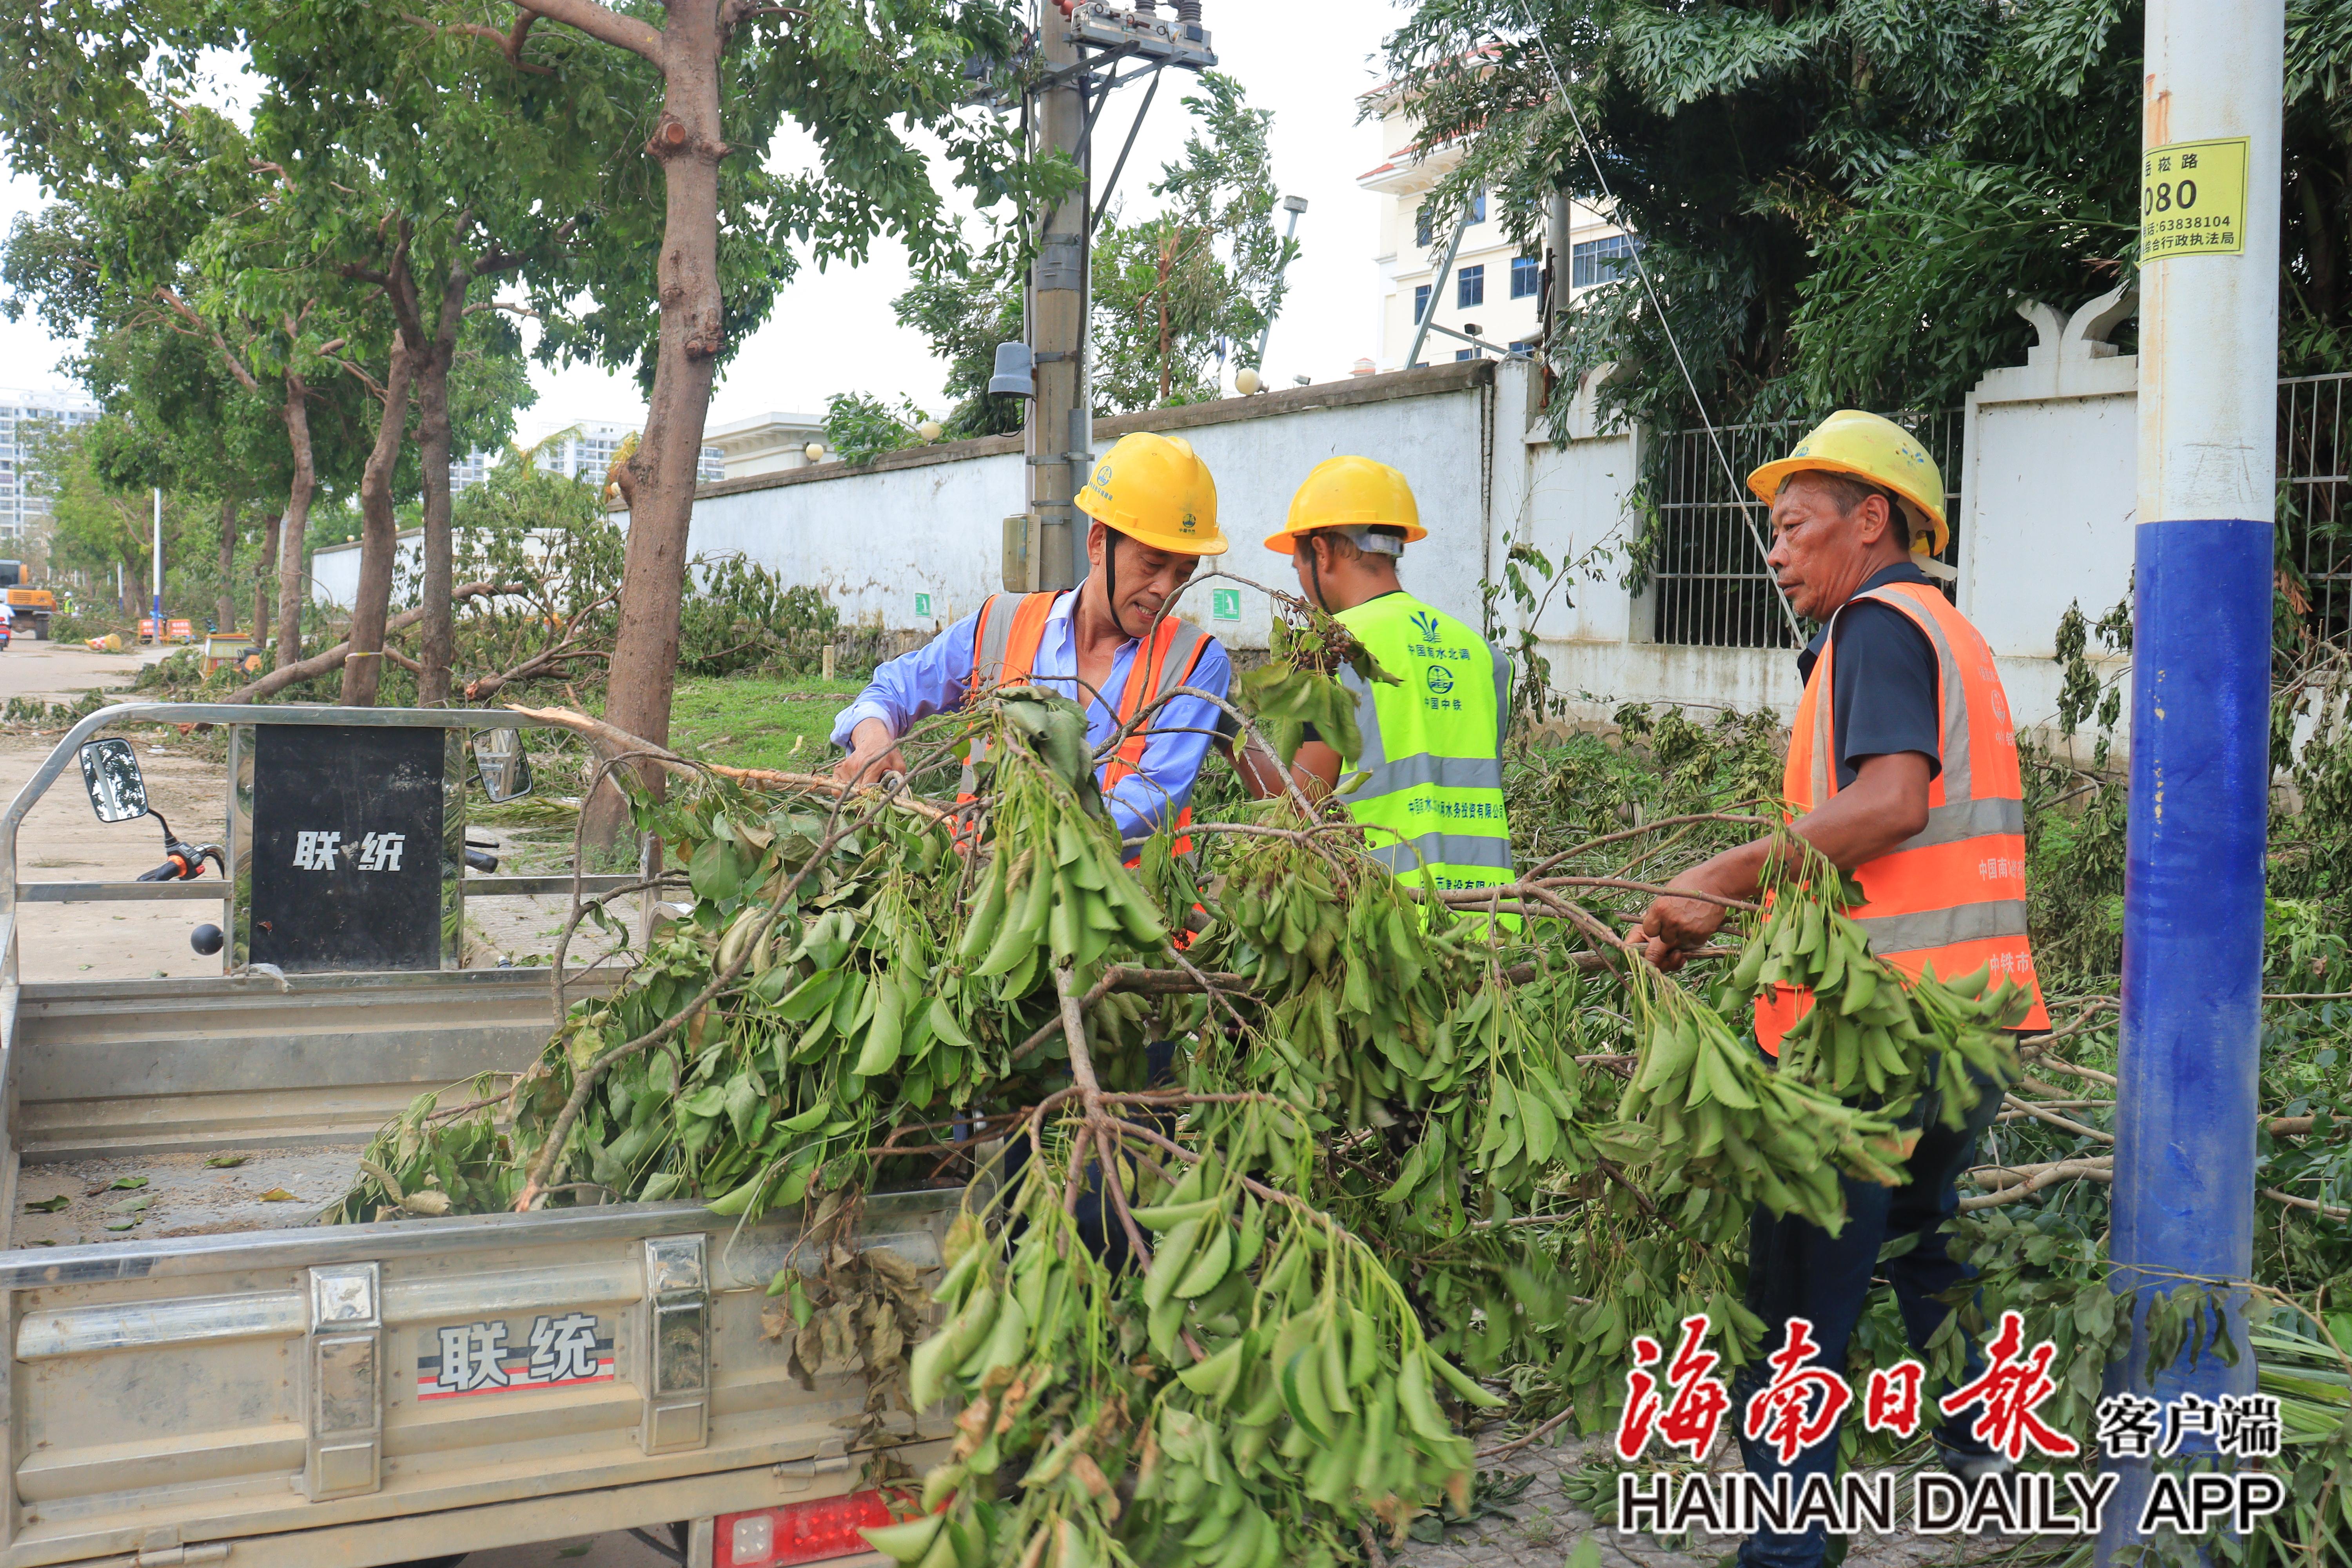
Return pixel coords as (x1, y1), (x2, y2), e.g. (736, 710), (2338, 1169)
(136, 844), (226, 882)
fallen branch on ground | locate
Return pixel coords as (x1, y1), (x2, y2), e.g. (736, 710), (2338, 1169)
(1476, 1405), (1578, 1460)
(224, 580), (532, 703)
(2000, 1094), (2114, 1144)
(2262, 1185), (2352, 1221)
(1960, 1157), (2114, 1210)
(463, 588), (621, 701)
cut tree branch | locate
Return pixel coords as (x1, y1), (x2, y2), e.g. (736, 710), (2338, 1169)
(403, 10), (557, 72)
(2261, 1186), (2352, 1221)
(1959, 1157), (2113, 1210)
(501, 704), (955, 823)
(1999, 1094), (2114, 1144)
(223, 581), (531, 703)
(507, 0), (663, 62)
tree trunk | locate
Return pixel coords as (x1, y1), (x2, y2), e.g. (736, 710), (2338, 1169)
(587, 20), (728, 847)
(276, 372), (318, 670)
(254, 511), (281, 655)
(216, 493), (240, 635)
(413, 238), (484, 707)
(344, 332), (419, 706)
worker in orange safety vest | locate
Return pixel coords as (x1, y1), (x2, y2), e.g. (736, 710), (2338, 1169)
(829, 430), (1233, 859)
(1629, 409), (2046, 1568)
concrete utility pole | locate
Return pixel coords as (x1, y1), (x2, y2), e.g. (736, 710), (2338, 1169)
(1027, 2), (1088, 593)
(2102, 0), (2282, 1557)
(1544, 189), (1573, 348)
(996, 3), (1212, 593)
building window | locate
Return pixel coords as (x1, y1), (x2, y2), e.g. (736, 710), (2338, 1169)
(1571, 232), (1641, 289)
(1508, 339), (1537, 358)
(1414, 284), (1431, 323)
(1456, 265), (1484, 309)
(1469, 188), (1486, 224)
(1415, 205), (1432, 249)
(699, 447), (725, 484)
(1510, 255), (1540, 298)
(1455, 347), (1481, 362)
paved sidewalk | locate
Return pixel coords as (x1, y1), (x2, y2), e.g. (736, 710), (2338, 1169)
(1382, 1433), (2027, 1568)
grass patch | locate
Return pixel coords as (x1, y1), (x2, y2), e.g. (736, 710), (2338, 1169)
(668, 673), (869, 772)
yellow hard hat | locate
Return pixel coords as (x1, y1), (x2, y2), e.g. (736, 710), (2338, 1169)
(1746, 409), (1949, 557)
(1265, 455), (1430, 555)
(1074, 432), (1227, 556)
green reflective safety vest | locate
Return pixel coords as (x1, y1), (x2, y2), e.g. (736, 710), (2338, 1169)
(1330, 592), (1515, 896)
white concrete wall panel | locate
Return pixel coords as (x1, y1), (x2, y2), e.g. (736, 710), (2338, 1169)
(675, 363), (1502, 654)
(307, 341), (2166, 748)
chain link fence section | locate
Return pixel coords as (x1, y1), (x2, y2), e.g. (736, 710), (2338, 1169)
(1648, 410), (1964, 648)
(2281, 372), (2352, 646)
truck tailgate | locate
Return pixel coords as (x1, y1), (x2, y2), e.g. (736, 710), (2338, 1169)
(0, 1191), (958, 1568)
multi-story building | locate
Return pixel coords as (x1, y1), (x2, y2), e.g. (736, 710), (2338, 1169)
(449, 420), (726, 496)
(702, 411), (828, 481)
(1357, 91), (1639, 371)
(0, 389), (101, 541)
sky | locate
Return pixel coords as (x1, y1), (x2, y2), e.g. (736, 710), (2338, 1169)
(0, 5), (1408, 437)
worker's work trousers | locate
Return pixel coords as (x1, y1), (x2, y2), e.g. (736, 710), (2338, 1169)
(997, 1040), (1180, 1274)
(1733, 1063), (2007, 1568)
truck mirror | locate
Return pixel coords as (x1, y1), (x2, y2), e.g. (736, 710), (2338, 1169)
(472, 728), (534, 803)
(78, 737), (150, 823)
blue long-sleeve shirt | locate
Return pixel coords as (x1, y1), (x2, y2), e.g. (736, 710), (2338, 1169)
(831, 591), (1232, 843)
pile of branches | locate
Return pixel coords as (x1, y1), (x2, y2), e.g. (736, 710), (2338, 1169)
(332, 626), (2352, 1563)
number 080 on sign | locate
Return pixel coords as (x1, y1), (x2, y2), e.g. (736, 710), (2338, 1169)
(2141, 137), (2249, 261)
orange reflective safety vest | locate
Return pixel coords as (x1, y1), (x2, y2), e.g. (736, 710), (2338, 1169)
(953, 591), (1212, 858)
(1755, 581), (2050, 1054)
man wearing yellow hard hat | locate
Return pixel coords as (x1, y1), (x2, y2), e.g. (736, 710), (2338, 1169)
(831, 431), (1232, 849)
(1629, 410), (2048, 1566)
(1243, 455), (1515, 897)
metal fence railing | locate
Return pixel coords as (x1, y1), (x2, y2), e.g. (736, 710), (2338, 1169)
(1648, 410), (1965, 648)
(2281, 372), (2352, 646)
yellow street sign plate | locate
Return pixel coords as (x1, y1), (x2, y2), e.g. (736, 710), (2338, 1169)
(2141, 137), (2249, 261)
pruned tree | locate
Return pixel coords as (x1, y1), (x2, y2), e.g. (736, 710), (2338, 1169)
(1091, 71), (1295, 410)
(0, 110), (377, 664)
(424, 0), (1051, 840)
(891, 257), (1025, 439)
(245, 2), (582, 705)
(902, 72), (1296, 419)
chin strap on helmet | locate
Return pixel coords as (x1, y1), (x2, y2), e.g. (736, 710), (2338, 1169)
(1100, 528), (1143, 642)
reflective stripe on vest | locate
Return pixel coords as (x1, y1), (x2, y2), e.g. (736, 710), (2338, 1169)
(1330, 593), (1514, 893)
(1755, 582), (2049, 1054)
(953, 592), (1210, 853)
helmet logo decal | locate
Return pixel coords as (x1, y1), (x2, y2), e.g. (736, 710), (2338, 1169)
(1410, 610), (1443, 642)
(1179, 512), (1196, 533)
(1093, 463), (1113, 491)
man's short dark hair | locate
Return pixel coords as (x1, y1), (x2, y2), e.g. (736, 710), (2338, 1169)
(1780, 470), (1910, 550)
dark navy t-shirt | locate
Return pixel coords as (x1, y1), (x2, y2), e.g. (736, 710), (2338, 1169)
(1795, 563), (1942, 790)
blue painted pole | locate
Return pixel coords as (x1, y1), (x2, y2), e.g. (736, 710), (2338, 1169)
(151, 486), (164, 635)
(2100, 1), (2282, 1557)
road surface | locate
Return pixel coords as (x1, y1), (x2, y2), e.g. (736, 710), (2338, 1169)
(0, 632), (172, 705)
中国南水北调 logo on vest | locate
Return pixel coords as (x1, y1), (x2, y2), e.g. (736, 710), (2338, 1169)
(1410, 609), (1443, 642)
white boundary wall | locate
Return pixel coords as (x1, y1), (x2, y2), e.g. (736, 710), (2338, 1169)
(671, 362), (1500, 659)
(331, 331), (2144, 742)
